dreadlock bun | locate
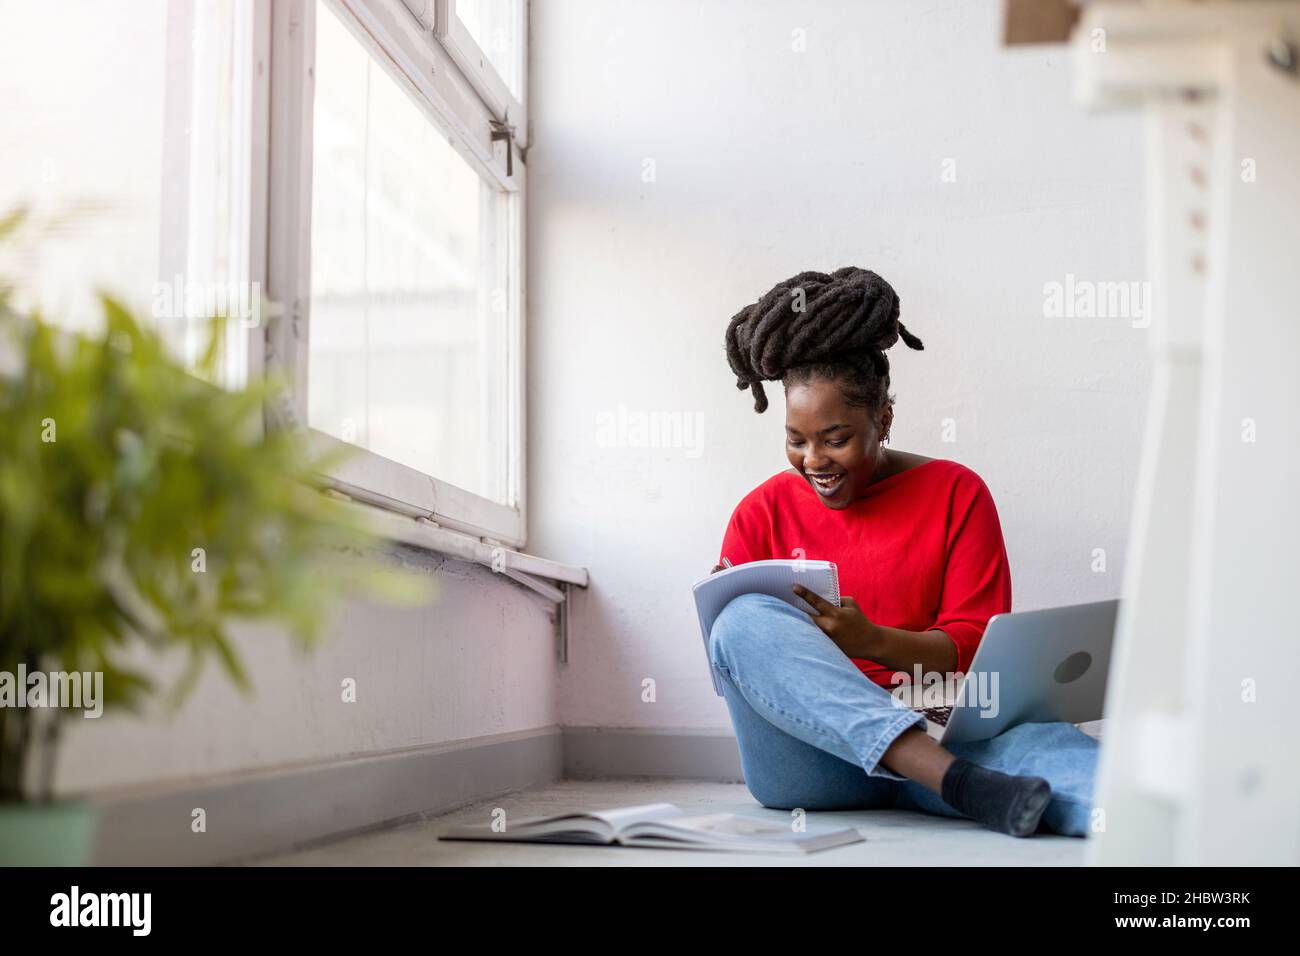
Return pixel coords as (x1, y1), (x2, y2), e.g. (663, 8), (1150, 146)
(724, 266), (923, 414)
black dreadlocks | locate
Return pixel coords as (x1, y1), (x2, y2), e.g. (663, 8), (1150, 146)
(724, 266), (924, 415)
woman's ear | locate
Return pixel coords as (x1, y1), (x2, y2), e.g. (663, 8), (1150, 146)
(879, 403), (894, 441)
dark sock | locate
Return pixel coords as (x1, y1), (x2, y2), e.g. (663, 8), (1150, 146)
(940, 757), (1052, 838)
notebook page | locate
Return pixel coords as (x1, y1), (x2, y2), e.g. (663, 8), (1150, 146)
(692, 560), (840, 696)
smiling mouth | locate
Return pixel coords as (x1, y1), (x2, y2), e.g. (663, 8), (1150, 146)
(807, 473), (846, 496)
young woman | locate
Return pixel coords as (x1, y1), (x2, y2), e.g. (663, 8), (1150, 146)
(709, 266), (1099, 837)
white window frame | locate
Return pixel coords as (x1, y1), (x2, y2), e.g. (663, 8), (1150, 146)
(264, 0), (528, 548)
(433, 0), (529, 149)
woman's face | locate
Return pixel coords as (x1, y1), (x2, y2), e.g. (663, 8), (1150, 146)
(784, 378), (890, 510)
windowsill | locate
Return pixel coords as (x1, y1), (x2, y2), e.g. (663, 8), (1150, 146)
(335, 496), (588, 602)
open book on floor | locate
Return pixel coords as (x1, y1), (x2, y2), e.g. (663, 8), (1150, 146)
(437, 802), (864, 854)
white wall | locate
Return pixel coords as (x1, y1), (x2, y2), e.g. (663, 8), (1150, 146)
(54, 547), (557, 794)
(527, 0), (1150, 730)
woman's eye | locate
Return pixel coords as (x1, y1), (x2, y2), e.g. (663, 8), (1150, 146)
(788, 438), (849, 447)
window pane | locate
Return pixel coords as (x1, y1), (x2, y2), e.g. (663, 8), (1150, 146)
(0, 0), (254, 383)
(456, 0), (522, 99)
(309, 3), (510, 506)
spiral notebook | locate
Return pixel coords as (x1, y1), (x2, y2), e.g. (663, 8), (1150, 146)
(692, 559), (841, 696)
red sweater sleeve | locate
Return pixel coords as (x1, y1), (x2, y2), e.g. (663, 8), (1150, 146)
(932, 472), (1013, 674)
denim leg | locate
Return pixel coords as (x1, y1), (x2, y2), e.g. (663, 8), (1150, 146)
(714, 663), (900, 810)
(894, 721), (1100, 837)
(708, 592), (927, 785)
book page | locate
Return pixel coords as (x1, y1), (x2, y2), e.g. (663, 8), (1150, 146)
(653, 813), (791, 837)
(588, 803), (683, 832)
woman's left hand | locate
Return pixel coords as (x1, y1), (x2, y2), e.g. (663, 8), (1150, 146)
(792, 584), (880, 658)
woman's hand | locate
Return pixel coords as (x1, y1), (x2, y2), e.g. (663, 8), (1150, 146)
(791, 584), (880, 658)
(710, 564), (725, 575)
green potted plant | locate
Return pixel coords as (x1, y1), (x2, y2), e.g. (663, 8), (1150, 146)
(0, 209), (423, 864)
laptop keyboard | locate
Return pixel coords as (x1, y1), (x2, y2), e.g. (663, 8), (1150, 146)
(914, 705), (953, 726)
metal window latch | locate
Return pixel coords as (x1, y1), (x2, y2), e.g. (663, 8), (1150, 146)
(489, 116), (515, 176)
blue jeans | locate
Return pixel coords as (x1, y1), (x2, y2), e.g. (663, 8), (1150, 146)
(708, 593), (1099, 836)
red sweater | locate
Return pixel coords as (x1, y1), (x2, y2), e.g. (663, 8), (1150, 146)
(717, 459), (1012, 687)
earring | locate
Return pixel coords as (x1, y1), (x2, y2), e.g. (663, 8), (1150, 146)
(881, 434), (890, 445)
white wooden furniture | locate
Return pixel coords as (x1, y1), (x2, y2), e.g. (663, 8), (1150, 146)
(1072, 1), (1300, 865)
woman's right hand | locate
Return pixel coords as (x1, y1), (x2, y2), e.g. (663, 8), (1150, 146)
(710, 564), (725, 575)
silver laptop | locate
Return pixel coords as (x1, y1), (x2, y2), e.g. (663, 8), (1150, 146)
(903, 599), (1119, 745)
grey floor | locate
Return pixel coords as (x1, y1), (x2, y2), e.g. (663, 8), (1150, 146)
(250, 777), (1091, 866)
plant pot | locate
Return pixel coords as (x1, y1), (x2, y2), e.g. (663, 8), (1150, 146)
(0, 800), (97, 866)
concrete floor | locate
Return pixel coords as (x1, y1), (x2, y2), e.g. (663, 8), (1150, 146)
(249, 778), (1090, 866)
